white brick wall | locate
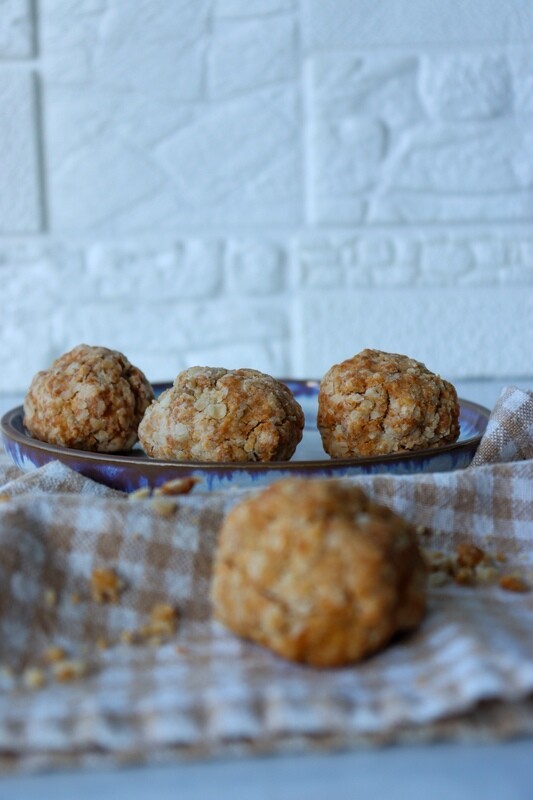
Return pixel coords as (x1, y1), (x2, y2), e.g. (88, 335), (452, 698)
(0, 0), (532, 393)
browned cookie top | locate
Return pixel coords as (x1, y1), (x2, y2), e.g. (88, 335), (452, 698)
(24, 344), (154, 453)
(211, 477), (427, 667)
(318, 349), (460, 458)
(138, 366), (304, 463)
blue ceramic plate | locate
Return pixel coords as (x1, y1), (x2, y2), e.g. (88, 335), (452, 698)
(1, 381), (489, 493)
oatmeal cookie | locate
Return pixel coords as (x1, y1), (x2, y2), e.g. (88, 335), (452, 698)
(24, 344), (154, 452)
(318, 349), (460, 458)
(211, 478), (427, 667)
(138, 367), (304, 462)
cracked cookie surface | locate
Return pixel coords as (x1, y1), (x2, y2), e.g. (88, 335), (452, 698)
(211, 478), (427, 666)
(318, 349), (460, 458)
(23, 344), (154, 452)
(138, 367), (304, 463)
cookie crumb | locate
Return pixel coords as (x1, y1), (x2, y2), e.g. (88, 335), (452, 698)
(43, 646), (67, 664)
(91, 568), (126, 603)
(424, 551), (451, 574)
(139, 603), (180, 641)
(151, 498), (178, 517)
(129, 487), (151, 501)
(499, 574), (529, 593)
(428, 570), (450, 588)
(53, 660), (87, 682)
(454, 567), (475, 586)
(22, 667), (46, 690)
(475, 564), (499, 584)
(153, 477), (201, 496)
(0, 494), (10, 503)
(120, 604), (181, 648)
(43, 587), (57, 608)
(119, 630), (138, 646)
(456, 543), (485, 569)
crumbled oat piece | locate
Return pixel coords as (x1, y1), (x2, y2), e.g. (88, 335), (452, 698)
(119, 630), (138, 646)
(428, 570), (450, 588)
(496, 552), (507, 563)
(43, 587), (57, 608)
(139, 603), (180, 641)
(91, 568), (126, 603)
(454, 567), (475, 586)
(43, 646), (67, 664)
(456, 543), (485, 569)
(140, 618), (174, 639)
(96, 637), (110, 651)
(153, 477), (201, 496)
(499, 574), (529, 593)
(475, 564), (499, 584)
(424, 550), (451, 573)
(22, 667), (46, 690)
(129, 487), (152, 501)
(151, 497), (177, 517)
(53, 660), (87, 682)
(0, 494), (11, 503)
(150, 603), (180, 624)
(118, 604), (180, 647)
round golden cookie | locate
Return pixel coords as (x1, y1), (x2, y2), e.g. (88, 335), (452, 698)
(317, 349), (460, 458)
(211, 478), (427, 667)
(138, 367), (305, 463)
(23, 344), (154, 452)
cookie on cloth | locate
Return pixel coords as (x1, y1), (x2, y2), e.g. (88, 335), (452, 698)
(318, 349), (460, 458)
(211, 478), (427, 667)
(138, 367), (304, 463)
(24, 344), (154, 452)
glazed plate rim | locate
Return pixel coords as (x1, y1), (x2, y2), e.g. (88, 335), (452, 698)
(1, 380), (489, 473)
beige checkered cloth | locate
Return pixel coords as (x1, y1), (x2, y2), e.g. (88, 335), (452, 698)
(1, 386), (533, 773)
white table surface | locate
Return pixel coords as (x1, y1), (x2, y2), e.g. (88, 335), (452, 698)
(1, 378), (532, 799)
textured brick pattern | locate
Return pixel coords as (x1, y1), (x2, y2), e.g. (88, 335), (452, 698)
(294, 286), (533, 379)
(297, 231), (533, 288)
(0, 242), (291, 391)
(42, 0), (301, 232)
(0, 2), (532, 391)
(0, 0), (34, 58)
(0, 73), (41, 233)
(307, 50), (533, 224)
(302, 0), (533, 48)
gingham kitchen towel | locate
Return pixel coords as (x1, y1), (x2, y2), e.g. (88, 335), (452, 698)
(0, 386), (533, 773)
